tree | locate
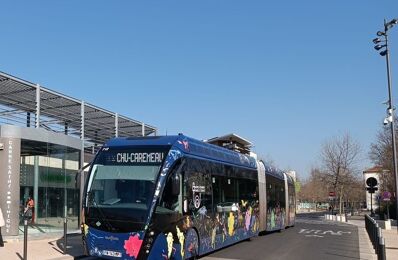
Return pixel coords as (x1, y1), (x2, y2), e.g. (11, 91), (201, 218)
(343, 177), (366, 211)
(298, 168), (329, 204)
(320, 133), (361, 215)
(369, 126), (395, 193)
(295, 178), (302, 196)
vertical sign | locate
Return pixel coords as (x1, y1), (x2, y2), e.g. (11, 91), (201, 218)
(0, 138), (21, 236)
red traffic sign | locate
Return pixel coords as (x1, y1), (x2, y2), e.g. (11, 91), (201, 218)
(329, 191), (336, 197)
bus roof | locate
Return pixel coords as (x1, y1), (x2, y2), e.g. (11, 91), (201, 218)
(105, 135), (179, 147)
(286, 174), (295, 184)
(104, 134), (257, 169)
(259, 161), (285, 181)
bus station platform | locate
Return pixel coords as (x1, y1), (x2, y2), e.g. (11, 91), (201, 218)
(1, 233), (84, 260)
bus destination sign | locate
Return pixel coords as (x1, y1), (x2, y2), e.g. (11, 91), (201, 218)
(116, 152), (164, 164)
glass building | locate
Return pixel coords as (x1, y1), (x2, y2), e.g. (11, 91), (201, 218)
(0, 72), (157, 237)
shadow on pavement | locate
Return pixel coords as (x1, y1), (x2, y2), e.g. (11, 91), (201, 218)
(49, 234), (85, 258)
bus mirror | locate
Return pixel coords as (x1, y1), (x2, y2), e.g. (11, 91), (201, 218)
(172, 174), (180, 196)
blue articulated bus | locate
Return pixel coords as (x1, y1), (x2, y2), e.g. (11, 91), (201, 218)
(82, 135), (295, 259)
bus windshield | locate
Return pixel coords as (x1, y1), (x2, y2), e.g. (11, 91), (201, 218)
(88, 164), (159, 207)
(85, 147), (167, 232)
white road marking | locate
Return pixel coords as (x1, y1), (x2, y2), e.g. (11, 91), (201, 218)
(299, 228), (351, 236)
(305, 235), (324, 238)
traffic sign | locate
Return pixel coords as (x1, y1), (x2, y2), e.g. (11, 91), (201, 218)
(366, 187), (378, 193)
(329, 191), (336, 197)
(366, 177), (378, 187)
(383, 191), (392, 201)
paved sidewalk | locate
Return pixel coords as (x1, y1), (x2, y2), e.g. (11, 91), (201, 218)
(346, 219), (377, 260)
(0, 234), (84, 260)
(348, 216), (398, 260)
(383, 229), (398, 260)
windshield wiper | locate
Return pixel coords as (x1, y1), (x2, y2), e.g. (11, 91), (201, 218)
(102, 198), (121, 205)
(87, 191), (115, 231)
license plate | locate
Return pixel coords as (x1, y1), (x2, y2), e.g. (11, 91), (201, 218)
(102, 250), (122, 257)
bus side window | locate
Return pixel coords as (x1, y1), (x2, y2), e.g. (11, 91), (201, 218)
(159, 162), (183, 213)
(160, 172), (181, 212)
(212, 175), (221, 212)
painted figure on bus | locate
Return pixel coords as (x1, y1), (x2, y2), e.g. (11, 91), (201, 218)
(268, 207), (276, 229)
(219, 212), (227, 242)
(244, 206), (252, 232)
(275, 202), (281, 227)
(228, 211), (235, 236)
(166, 232), (175, 259)
(124, 234), (143, 258)
(266, 201), (286, 230)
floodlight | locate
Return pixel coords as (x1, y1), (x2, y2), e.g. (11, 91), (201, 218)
(380, 50), (388, 56)
(374, 45), (386, 51)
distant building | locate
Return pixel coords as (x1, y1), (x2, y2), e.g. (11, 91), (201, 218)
(205, 133), (252, 155)
(363, 166), (383, 211)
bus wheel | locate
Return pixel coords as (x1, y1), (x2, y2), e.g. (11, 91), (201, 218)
(184, 228), (199, 260)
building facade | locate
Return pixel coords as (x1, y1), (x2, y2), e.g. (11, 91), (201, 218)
(363, 166), (383, 211)
(0, 72), (157, 237)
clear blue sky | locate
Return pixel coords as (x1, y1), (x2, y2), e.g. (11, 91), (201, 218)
(1, 1), (397, 179)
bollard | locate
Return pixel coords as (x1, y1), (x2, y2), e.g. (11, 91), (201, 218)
(63, 218), (67, 254)
(23, 219), (28, 260)
(378, 237), (386, 260)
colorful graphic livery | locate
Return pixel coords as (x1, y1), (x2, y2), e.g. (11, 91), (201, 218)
(82, 135), (295, 259)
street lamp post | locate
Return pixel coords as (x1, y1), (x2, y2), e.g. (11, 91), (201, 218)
(373, 18), (398, 232)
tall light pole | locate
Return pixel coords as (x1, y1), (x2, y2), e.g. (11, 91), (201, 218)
(373, 18), (398, 231)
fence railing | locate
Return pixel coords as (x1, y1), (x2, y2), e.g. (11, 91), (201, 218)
(365, 214), (386, 260)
